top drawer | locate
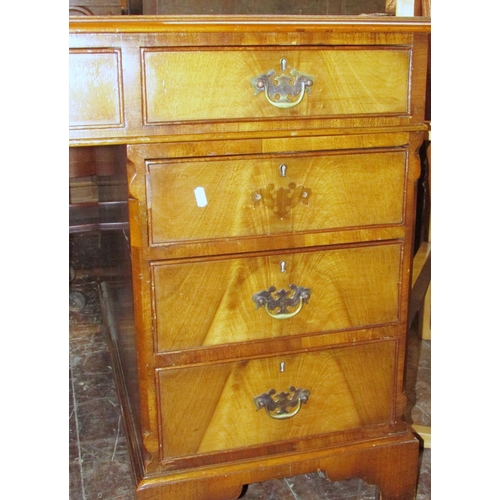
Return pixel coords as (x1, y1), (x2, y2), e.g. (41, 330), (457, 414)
(142, 47), (410, 124)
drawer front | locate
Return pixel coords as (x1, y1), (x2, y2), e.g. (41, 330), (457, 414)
(147, 150), (407, 245)
(158, 342), (395, 460)
(143, 48), (410, 124)
(69, 49), (124, 129)
(152, 243), (401, 352)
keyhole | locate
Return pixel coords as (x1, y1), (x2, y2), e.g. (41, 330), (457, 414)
(280, 164), (287, 177)
(280, 58), (287, 71)
(280, 261), (286, 273)
(280, 362), (285, 373)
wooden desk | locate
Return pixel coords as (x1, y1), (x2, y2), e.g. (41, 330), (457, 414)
(70, 15), (430, 499)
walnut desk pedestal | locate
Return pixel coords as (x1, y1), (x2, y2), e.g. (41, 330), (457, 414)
(69, 16), (430, 500)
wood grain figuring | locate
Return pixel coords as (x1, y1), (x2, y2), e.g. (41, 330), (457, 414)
(260, 131), (412, 154)
(69, 19), (429, 144)
(68, 16), (429, 500)
(69, 49), (123, 129)
(147, 150), (407, 244)
(69, 16), (431, 35)
(127, 131), (412, 158)
(152, 243), (401, 351)
(157, 341), (395, 459)
(134, 431), (419, 500)
(143, 48), (410, 123)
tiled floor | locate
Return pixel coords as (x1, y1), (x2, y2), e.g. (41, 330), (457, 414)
(69, 265), (430, 500)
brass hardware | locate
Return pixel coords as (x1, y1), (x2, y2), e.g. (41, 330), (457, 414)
(252, 284), (311, 320)
(279, 164), (287, 177)
(254, 387), (310, 420)
(251, 66), (314, 109)
(251, 182), (311, 219)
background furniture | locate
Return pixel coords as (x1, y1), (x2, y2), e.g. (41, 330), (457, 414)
(69, 146), (129, 312)
(410, 132), (431, 449)
(69, 0), (142, 15)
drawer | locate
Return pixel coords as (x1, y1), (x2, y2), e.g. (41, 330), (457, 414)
(147, 150), (407, 245)
(152, 243), (401, 352)
(142, 47), (410, 124)
(158, 341), (395, 461)
(69, 49), (124, 129)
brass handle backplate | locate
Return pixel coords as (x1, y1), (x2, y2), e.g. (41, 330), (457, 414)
(251, 68), (314, 109)
(254, 386), (310, 420)
(252, 182), (311, 219)
(252, 284), (311, 320)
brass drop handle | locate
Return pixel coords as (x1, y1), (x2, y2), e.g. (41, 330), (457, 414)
(254, 387), (310, 420)
(251, 66), (314, 109)
(252, 284), (311, 320)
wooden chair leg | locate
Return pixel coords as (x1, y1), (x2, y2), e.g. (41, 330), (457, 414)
(417, 283), (431, 340)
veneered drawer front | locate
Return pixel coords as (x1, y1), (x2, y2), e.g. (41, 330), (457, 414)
(148, 150), (407, 245)
(158, 341), (395, 460)
(143, 48), (410, 124)
(69, 49), (124, 129)
(152, 243), (401, 352)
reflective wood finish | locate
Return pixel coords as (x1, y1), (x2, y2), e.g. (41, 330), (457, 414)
(69, 15), (430, 500)
(158, 342), (396, 461)
(152, 244), (402, 351)
(146, 150), (408, 244)
(69, 16), (430, 145)
(142, 48), (410, 123)
(69, 274), (431, 500)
